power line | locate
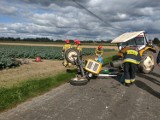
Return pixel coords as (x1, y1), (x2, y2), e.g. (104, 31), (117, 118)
(71, 0), (124, 33)
(72, 0), (112, 27)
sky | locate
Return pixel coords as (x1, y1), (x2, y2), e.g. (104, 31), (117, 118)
(0, 0), (160, 40)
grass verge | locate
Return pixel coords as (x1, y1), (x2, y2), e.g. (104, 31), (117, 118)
(0, 71), (75, 112)
(103, 51), (118, 65)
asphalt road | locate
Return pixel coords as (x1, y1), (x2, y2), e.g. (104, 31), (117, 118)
(0, 66), (160, 120)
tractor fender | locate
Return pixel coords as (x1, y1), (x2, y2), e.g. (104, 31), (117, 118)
(139, 47), (156, 56)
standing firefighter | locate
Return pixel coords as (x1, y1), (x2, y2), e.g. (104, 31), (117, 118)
(95, 45), (103, 57)
(74, 39), (82, 59)
(62, 39), (72, 67)
(123, 46), (141, 86)
(157, 50), (160, 68)
(95, 45), (104, 64)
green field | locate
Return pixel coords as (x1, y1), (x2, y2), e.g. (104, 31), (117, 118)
(0, 45), (115, 69)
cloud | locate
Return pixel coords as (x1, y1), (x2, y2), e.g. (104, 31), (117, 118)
(0, 0), (160, 40)
(0, 1), (17, 15)
(0, 7), (17, 15)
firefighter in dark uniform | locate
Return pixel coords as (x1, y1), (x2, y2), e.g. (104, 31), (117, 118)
(123, 46), (141, 86)
(157, 50), (160, 67)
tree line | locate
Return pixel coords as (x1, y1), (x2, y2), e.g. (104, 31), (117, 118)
(152, 37), (160, 45)
(0, 37), (112, 43)
(0, 37), (159, 44)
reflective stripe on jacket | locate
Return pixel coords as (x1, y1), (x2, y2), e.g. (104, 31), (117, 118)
(124, 58), (140, 64)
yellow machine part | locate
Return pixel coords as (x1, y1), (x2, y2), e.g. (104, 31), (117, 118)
(139, 46), (155, 56)
(84, 59), (102, 74)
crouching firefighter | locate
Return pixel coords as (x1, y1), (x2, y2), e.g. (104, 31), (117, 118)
(123, 46), (141, 86)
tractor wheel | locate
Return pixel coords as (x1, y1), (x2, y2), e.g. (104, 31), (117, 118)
(65, 48), (80, 65)
(138, 51), (154, 74)
(70, 77), (88, 86)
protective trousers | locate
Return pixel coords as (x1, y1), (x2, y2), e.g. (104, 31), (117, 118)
(124, 62), (137, 84)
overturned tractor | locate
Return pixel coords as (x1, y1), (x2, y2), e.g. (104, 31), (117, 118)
(64, 48), (117, 85)
(65, 48), (102, 85)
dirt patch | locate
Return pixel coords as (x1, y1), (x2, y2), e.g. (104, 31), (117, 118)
(0, 60), (65, 87)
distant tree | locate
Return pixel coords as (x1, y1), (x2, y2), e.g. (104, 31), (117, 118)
(55, 39), (63, 42)
(106, 40), (112, 43)
(101, 40), (105, 43)
(153, 37), (160, 44)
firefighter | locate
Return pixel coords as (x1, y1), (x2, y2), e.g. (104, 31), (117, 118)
(95, 45), (104, 64)
(157, 50), (160, 67)
(62, 39), (72, 67)
(74, 39), (82, 59)
(95, 45), (103, 57)
(123, 46), (141, 86)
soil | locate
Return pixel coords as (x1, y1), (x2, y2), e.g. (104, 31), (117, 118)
(0, 60), (65, 87)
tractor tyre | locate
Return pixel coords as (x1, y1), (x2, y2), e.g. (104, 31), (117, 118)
(70, 77), (88, 86)
(65, 48), (80, 65)
(138, 51), (154, 74)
